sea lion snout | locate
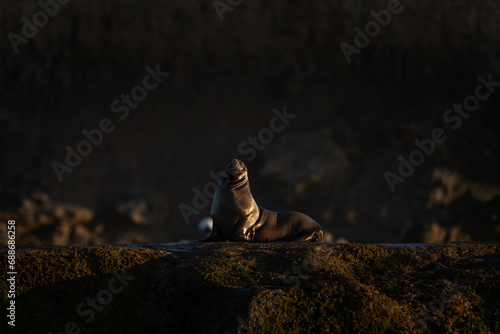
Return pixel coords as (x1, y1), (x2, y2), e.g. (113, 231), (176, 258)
(224, 159), (247, 175)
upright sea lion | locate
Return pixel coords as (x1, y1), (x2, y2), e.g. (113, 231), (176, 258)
(199, 159), (323, 242)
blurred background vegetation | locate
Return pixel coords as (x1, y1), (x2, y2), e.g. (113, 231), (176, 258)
(1, 0), (499, 245)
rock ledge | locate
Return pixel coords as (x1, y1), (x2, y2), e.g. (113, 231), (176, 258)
(1, 242), (499, 333)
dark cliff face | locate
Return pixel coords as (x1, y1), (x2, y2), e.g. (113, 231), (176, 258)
(1, 242), (500, 333)
(1, 0), (500, 245)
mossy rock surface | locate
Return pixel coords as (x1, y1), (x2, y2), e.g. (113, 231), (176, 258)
(1, 242), (499, 333)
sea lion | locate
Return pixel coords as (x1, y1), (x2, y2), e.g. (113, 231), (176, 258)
(199, 159), (323, 242)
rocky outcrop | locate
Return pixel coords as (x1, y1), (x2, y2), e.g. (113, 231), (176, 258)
(1, 242), (499, 333)
(0, 190), (176, 246)
(0, 192), (96, 245)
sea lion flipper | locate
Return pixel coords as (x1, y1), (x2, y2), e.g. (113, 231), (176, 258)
(286, 229), (323, 242)
(232, 217), (256, 242)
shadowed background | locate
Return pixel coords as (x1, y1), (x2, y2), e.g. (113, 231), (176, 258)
(1, 0), (499, 245)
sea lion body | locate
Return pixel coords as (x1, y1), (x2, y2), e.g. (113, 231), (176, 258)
(201, 159), (323, 242)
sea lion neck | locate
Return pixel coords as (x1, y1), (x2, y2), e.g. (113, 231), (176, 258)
(228, 173), (248, 186)
(219, 170), (248, 188)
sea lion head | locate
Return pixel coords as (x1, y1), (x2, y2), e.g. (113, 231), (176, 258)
(223, 159), (248, 180)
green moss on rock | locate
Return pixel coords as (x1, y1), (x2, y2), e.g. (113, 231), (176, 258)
(1, 242), (499, 333)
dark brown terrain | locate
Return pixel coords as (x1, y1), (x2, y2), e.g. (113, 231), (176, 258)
(1, 242), (499, 333)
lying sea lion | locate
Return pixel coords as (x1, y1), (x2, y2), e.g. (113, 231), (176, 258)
(199, 159), (323, 242)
